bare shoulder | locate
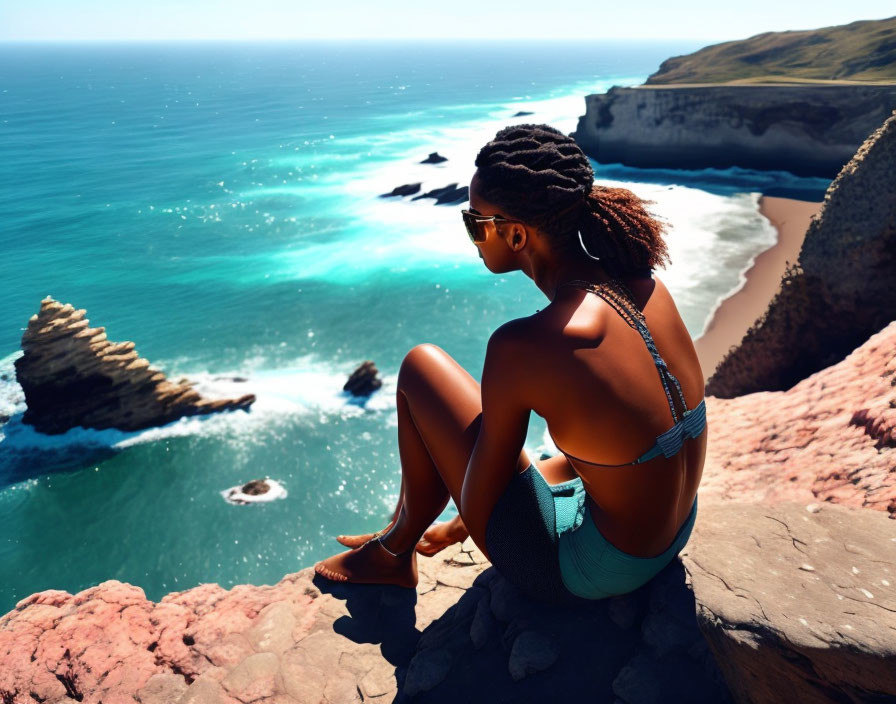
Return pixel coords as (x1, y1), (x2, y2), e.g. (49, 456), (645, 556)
(636, 271), (680, 320)
(488, 316), (538, 351)
(485, 315), (549, 373)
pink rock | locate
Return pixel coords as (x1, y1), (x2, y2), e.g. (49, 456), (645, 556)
(700, 320), (896, 517)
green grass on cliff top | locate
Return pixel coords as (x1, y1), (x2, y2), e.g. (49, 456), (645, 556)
(646, 15), (896, 85)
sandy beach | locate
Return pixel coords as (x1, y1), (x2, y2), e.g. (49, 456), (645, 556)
(692, 195), (824, 382)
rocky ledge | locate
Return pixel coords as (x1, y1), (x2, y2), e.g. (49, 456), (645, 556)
(13, 297), (256, 435)
(700, 319), (896, 517)
(0, 499), (892, 704)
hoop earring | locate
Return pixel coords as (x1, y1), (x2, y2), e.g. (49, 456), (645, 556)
(578, 229), (601, 261)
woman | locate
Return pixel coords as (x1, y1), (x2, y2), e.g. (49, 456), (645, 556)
(314, 124), (707, 605)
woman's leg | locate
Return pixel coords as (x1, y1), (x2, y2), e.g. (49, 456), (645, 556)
(314, 343), (529, 586)
(336, 474), (469, 555)
(338, 455), (571, 550)
(335, 476), (404, 547)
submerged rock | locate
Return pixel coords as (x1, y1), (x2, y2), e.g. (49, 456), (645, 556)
(242, 479), (271, 495)
(411, 182), (469, 205)
(420, 152), (448, 164)
(343, 360), (382, 397)
(221, 478), (287, 505)
(380, 182), (422, 197)
(13, 297), (255, 435)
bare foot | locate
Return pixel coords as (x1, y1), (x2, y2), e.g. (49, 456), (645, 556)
(314, 538), (418, 588)
(335, 521), (395, 549)
(416, 518), (469, 557)
(338, 515), (469, 556)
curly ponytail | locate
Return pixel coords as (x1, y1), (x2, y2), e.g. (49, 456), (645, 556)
(474, 123), (672, 277)
(579, 185), (672, 277)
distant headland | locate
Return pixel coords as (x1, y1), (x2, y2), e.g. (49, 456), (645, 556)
(572, 16), (896, 177)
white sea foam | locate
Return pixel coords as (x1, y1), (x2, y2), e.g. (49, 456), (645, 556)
(0, 351), (397, 481)
(248, 84), (787, 342)
(253, 78), (647, 285)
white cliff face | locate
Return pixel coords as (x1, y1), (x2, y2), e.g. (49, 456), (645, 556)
(572, 84), (896, 177)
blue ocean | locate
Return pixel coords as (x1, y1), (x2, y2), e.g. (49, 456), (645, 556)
(0, 40), (830, 613)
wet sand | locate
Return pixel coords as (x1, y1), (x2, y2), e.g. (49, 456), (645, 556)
(692, 196), (824, 383)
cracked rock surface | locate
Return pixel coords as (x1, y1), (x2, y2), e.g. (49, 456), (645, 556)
(2, 500), (893, 702)
(13, 297), (256, 435)
(681, 501), (896, 704)
(0, 535), (732, 704)
(699, 319), (896, 516)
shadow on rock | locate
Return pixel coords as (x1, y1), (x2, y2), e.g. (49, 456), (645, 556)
(392, 561), (732, 703)
(312, 573), (421, 668)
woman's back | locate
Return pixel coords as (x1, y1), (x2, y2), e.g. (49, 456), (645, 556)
(525, 271), (707, 558)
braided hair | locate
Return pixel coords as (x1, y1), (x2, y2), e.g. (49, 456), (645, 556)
(473, 123), (671, 277)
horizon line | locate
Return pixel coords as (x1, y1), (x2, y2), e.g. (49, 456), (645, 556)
(0, 36), (723, 44)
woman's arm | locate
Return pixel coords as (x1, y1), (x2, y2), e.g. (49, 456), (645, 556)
(460, 322), (532, 555)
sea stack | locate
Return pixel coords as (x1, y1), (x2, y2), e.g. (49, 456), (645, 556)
(343, 360), (382, 397)
(14, 297), (256, 435)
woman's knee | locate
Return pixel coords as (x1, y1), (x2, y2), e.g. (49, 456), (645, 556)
(398, 343), (448, 389)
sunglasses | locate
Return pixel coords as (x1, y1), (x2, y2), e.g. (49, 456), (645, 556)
(461, 208), (523, 244)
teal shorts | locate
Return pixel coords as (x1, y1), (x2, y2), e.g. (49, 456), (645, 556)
(553, 474), (698, 599)
(485, 459), (697, 604)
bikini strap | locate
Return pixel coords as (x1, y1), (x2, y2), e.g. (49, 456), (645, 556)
(557, 278), (690, 424)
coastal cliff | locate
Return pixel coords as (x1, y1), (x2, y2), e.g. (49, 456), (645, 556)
(572, 84), (896, 177)
(571, 15), (896, 176)
(705, 108), (896, 397)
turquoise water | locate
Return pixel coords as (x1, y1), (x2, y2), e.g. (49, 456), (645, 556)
(0, 40), (830, 613)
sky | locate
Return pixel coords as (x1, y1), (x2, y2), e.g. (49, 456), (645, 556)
(1, 0), (894, 42)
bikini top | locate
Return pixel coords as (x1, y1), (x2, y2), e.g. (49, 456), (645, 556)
(548, 278), (707, 467)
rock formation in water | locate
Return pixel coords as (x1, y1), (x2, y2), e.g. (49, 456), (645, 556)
(343, 360), (383, 397)
(420, 152), (447, 164)
(13, 297), (256, 435)
(410, 182), (469, 205)
(379, 182), (422, 198)
(571, 84), (896, 177)
(221, 478), (287, 506)
(705, 109), (896, 398)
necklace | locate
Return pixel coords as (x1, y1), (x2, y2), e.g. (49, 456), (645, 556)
(556, 278), (646, 331)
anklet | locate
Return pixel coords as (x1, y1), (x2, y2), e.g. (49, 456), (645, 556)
(376, 534), (411, 557)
